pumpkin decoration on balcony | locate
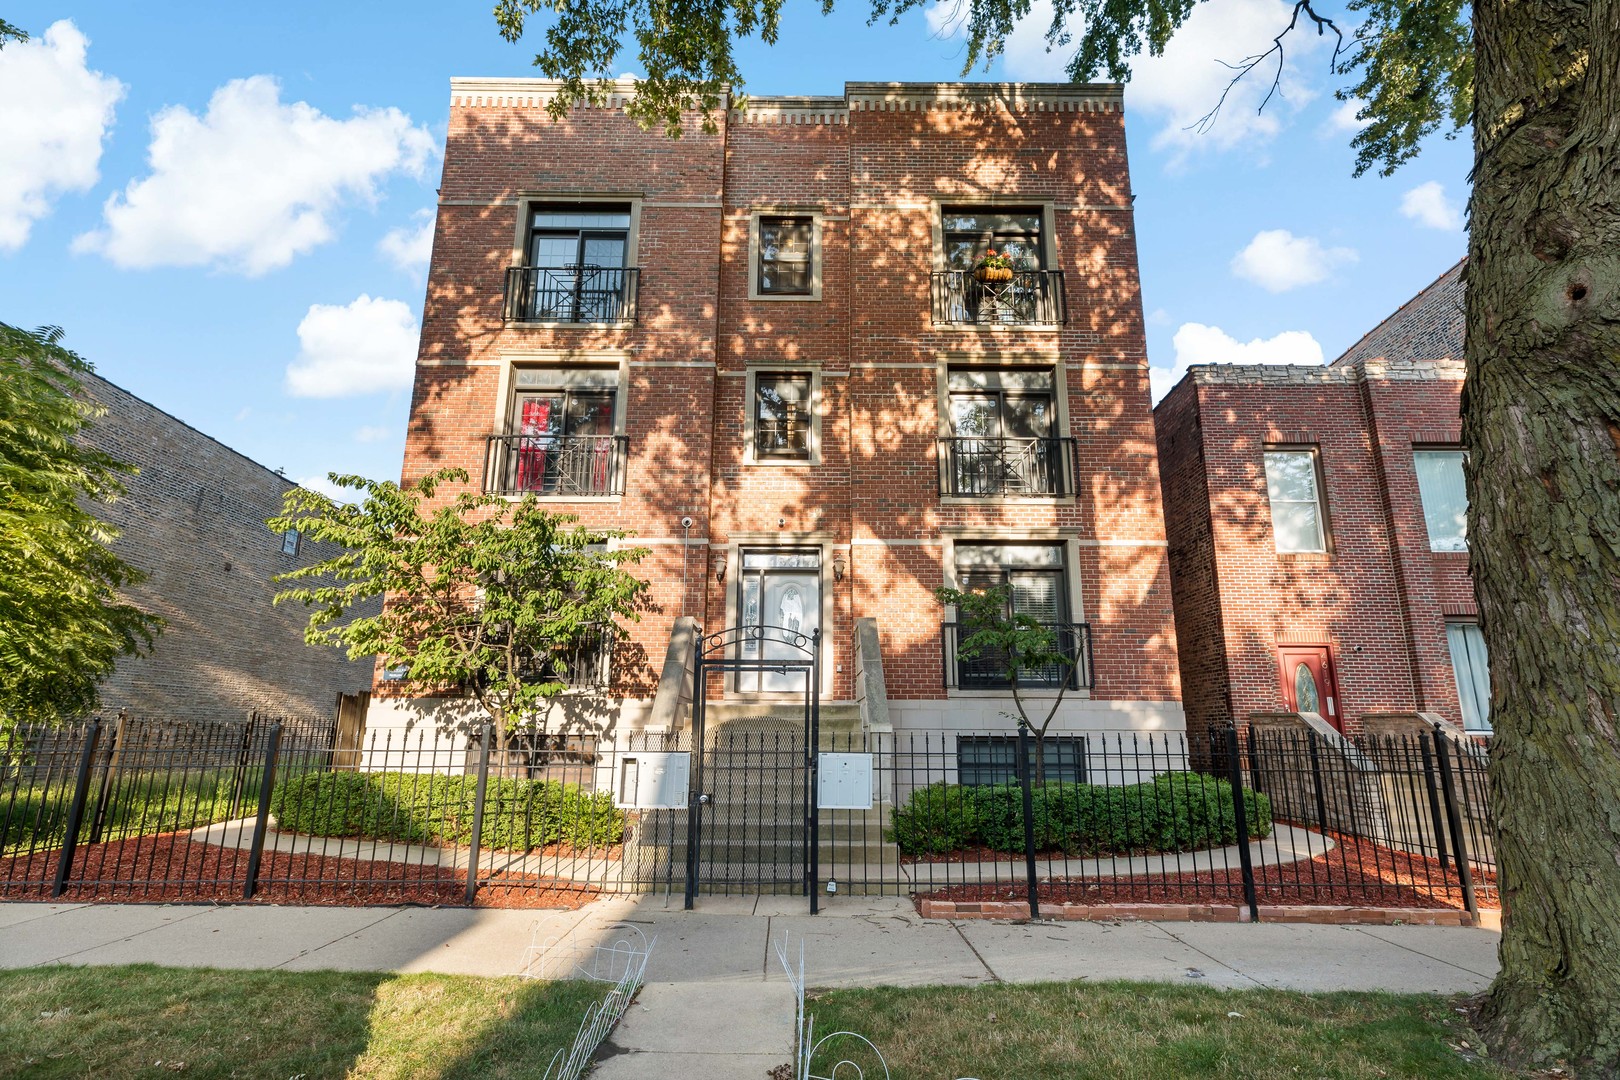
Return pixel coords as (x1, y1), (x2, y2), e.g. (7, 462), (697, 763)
(973, 249), (1015, 283)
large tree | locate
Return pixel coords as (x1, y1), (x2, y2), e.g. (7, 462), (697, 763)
(0, 323), (162, 729)
(269, 470), (651, 749)
(494, 0), (1620, 1067)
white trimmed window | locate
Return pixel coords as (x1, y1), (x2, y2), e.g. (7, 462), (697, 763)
(1414, 450), (1469, 551)
(1264, 450), (1327, 553)
(1446, 621), (1492, 733)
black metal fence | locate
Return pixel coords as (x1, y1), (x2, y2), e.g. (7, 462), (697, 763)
(503, 265), (639, 324)
(930, 270), (1067, 325)
(1, 718), (1494, 919)
(937, 436), (1077, 497)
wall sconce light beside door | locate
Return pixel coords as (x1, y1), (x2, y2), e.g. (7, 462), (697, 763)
(713, 553), (727, 582)
(831, 550), (847, 581)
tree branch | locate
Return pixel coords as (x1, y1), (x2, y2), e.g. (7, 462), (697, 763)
(1191, 0), (1345, 135)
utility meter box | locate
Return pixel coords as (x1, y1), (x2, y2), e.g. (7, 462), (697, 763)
(615, 752), (691, 810)
(817, 753), (874, 810)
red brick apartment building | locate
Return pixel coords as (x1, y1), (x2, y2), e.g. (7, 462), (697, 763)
(372, 78), (1182, 743)
(1154, 261), (1489, 748)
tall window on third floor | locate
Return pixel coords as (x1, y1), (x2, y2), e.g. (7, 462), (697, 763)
(520, 203), (632, 323)
(757, 216), (814, 295)
(941, 207), (1046, 270)
(754, 371), (814, 460)
(1414, 449), (1469, 551)
(1264, 449), (1328, 553)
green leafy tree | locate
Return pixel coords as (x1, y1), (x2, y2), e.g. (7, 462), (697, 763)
(0, 323), (161, 729)
(937, 585), (1077, 785)
(269, 470), (650, 749)
(496, 0), (1620, 1066)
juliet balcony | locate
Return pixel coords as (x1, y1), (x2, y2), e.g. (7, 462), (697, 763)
(938, 437), (1078, 498)
(483, 434), (629, 498)
(941, 621), (1096, 690)
(503, 266), (641, 324)
(930, 269), (1067, 327)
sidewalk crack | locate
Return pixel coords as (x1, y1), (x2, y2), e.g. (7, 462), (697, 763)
(1351, 926), (1496, 979)
(40, 904), (217, 965)
(1148, 922), (1271, 988)
(273, 908), (403, 969)
(950, 921), (1002, 983)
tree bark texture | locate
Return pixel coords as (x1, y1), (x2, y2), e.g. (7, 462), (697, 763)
(1470, 0), (1620, 1068)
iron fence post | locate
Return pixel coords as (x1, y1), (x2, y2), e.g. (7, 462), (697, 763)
(52, 722), (102, 898)
(808, 629), (821, 915)
(465, 723), (493, 906)
(1306, 730), (1330, 833)
(1431, 729), (1478, 920)
(1017, 721), (1040, 921)
(1223, 725), (1260, 922)
(242, 724), (283, 900)
(87, 712), (126, 844)
(1418, 734), (1450, 871)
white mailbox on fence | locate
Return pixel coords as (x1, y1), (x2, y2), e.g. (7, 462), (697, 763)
(615, 752), (691, 810)
(817, 753), (874, 810)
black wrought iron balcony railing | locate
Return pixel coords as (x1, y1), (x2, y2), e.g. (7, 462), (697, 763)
(938, 436), (1077, 498)
(484, 434), (629, 497)
(942, 621), (1095, 691)
(930, 269), (1067, 326)
(504, 265), (640, 324)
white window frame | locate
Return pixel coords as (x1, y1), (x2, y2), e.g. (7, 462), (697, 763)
(746, 208), (824, 302)
(1413, 448), (1469, 552)
(1264, 448), (1330, 555)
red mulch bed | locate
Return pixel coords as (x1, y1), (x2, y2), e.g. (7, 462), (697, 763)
(916, 833), (1500, 912)
(0, 832), (601, 910)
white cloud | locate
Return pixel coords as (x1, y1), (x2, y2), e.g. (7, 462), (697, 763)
(285, 295), (419, 398)
(294, 474), (357, 503)
(354, 424), (392, 443)
(1230, 229), (1357, 292)
(0, 21), (123, 252)
(992, 0), (1330, 155)
(1325, 97), (1369, 134)
(1150, 322), (1324, 402)
(74, 76), (434, 274)
(1400, 181), (1464, 231)
(378, 208), (435, 272)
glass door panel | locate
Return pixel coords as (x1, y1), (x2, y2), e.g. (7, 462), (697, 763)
(738, 553), (820, 693)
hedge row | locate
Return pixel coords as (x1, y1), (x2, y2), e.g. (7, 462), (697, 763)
(888, 773), (1273, 857)
(270, 772), (624, 851)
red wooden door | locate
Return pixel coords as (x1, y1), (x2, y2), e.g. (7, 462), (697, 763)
(1278, 646), (1343, 732)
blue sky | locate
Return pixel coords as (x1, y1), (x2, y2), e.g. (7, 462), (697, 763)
(0, 2), (1469, 496)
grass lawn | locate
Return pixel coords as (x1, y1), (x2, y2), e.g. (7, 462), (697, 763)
(0, 964), (608, 1079)
(808, 981), (1508, 1079)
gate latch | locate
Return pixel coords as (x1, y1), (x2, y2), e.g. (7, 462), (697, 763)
(696, 792), (713, 805)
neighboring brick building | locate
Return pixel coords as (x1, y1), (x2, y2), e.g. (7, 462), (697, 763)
(380, 78), (1182, 741)
(1154, 260), (1488, 747)
(79, 371), (375, 723)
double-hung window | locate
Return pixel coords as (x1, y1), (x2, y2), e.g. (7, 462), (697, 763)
(754, 371), (814, 460)
(1414, 449), (1469, 551)
(1264, 450), (1328, 553)
(757, 216), (814, 295)
(1446, 621), (1492, 733)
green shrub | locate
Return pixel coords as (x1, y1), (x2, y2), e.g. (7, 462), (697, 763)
(887, 771), (1274, 857)
(885, 782), (977, 855)
(270, 771), (624, 851)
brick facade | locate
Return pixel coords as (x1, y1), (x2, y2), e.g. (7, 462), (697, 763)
(388, 79), (1182, 737)
(1154, 263), (1475, 745)
(79, 372), (376, 722)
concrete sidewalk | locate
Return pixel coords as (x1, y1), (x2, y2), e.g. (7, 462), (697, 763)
(0, 896), (1501, 1078)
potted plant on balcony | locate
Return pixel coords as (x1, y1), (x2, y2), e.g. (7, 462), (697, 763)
(973, 249), (1015, 283)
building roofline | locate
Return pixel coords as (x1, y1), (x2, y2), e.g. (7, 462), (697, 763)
(79, 368), (302, 492)
(1331, 256), (1466, 366)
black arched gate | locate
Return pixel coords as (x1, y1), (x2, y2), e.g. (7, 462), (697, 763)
(684, 625), (821, 912)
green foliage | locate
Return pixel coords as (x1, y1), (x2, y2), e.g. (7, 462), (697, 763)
(888, 774), (1272, 856)
(490, 0), (1470, 176)
(270, 770), (626, 850)
(1, 769), (246, 857)
(0, 18), (25, 47)
(269, 470), (649, 735)
(0, 323), (162, 729)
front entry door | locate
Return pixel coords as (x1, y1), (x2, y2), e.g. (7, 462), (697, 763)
(738, 550), (821, 693)
(1278, 646), (1343, 732)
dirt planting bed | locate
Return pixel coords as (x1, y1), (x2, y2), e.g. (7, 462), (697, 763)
(0, 832), (601, 909)
(916, 834), (1499, 912)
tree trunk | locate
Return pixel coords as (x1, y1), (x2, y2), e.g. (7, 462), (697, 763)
(1470, 0), (1620, 1067)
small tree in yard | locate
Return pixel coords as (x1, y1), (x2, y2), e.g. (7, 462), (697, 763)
(936, 585), (1077, 786)
(269, 469), (650, 752)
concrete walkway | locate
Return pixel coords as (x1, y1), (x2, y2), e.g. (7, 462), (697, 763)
(0, 896), (1501, 1079)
